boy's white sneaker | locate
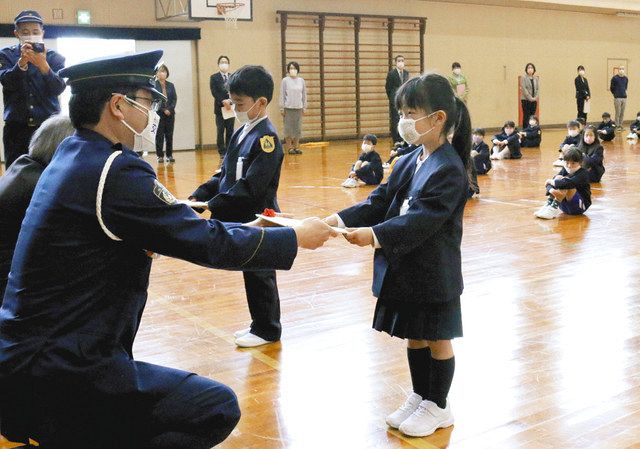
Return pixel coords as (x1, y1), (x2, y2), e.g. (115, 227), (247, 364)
(552, 158), (564, 167)
(533, 204), (550, 217)
(399, 399), (454, 437)
(535, 204), (560, 219)
(341, 178), (358, 188)
(233, 327), (251, 338)
(234, 332), (275, 348)
(385, 392), (423, 429)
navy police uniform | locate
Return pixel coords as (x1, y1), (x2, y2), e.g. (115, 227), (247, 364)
(0, 51), (298, 449)
(0, 10), (65, 168)
(191, 117), (285, 342)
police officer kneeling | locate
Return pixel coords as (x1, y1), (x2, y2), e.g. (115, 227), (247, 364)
(0, 50), (335, 449)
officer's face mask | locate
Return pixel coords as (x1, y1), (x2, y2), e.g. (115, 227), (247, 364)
(397, 111), (437, 145)
(233, 99), (262, 125)
(117, 95), (160, 154)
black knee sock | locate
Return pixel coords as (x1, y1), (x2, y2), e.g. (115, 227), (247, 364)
(407, 347), (431, 399)
(429, 356), (455, 409)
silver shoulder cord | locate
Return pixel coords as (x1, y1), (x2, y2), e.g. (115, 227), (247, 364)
(96, 151), (123, 241)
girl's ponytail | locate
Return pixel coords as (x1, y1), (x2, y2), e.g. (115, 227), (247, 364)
(451, 96), (471, 169)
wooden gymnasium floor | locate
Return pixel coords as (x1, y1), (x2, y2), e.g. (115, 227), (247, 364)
(3, 128), (640, 449)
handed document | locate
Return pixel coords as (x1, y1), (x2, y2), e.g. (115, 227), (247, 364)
(256, 214), (349, 234)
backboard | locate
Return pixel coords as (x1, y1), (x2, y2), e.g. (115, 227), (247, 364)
(189, 0), (253, 21)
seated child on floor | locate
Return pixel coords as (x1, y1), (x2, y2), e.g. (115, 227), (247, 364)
(518, 115), (542, 147)
(534, 146), (591, 220)
(597, 112), (616, 142)
(578, 125), (605, 183)
(342, 134), (383, 188)
(471, 128), (491, 175)
(553, 120), (581, 167)
(384, 140), (417, 169)
(490, 121), (521, 160)
(626, 111), (640, 141)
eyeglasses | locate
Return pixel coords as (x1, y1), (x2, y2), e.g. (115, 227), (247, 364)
(127, 95), (161, 112)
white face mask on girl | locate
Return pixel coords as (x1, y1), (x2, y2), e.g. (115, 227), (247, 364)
(504, 128), (514, 136)
(289, 69), (298, 76)
(397, 112), (437, 145)
(579, 70), (586, 76)
(233, 100), (260, 125)
(453, 68), (462, 76)
(119, 97), (160, 155)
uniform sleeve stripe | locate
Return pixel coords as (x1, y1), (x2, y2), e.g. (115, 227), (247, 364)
(240, 227), (265, 267)
(96, 151), (123, 242)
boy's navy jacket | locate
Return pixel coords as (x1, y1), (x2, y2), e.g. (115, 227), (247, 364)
(396, 143), (418, 157)
(554, 167), (592, 208)
(355, 150), (383, 184)
(597, 121), (616, 141)
(522, 125), (542, 145)
(493, 131), (521, 158)
(578, 141), (605, 182)
(559, 134), (581, 149)
(191, 118), (283, 222)
(338, 143), (467, 305)
(630, 119), (640, 133)
(472, 141), (491, 174)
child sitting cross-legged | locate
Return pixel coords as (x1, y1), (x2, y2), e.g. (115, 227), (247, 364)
(534, 146), (591, 220)
(342, 134), (384, 188)
(490, 121), (521, 160)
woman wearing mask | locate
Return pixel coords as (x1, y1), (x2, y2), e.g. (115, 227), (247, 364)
(447, 62), (469, 104)
(520, 63), (539, 129)
(279, 61), (307, 155)
(575, 66), (591, 122)
(154, 64), (177, 163)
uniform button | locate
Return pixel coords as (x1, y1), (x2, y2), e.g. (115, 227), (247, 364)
(393, 248), (399, 254)
(29, 105), (34, 109)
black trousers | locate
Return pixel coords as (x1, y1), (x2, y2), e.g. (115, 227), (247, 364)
(388, 103), (401, 143)
(242, 270), (281, 341)
(521, 100), (538, 129)
(0, 363), (240, 449)
(3, 121), (38, 169)
(155, 113), (175, 158)
(576, 98), (587, 122)
(215, 114), (235, 157)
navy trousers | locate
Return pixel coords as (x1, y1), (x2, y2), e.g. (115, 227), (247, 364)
(243, 270), (282, 341)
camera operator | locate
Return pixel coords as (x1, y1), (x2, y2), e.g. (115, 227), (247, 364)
(0, 10), (66, 168)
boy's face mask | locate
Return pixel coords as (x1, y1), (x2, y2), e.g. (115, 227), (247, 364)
(472, 135), (482, 144)
(504, 127), (514, 136)
(568, 129), (579, 137)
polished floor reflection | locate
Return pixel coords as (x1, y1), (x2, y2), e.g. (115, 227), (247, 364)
(2, 129), (639, 449)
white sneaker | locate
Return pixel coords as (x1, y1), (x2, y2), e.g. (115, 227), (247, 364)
(533, 203), (550, 217)
(399, 399), (454, 437)
(382, 162), (390, 169)
(233, 327), (251, 338)
(235, 332), (275, 348)
(341, 178), (358, 188)
(552, 158), (564, 167)
(386, 392), (423, 429)
(535, 204), (560, 219)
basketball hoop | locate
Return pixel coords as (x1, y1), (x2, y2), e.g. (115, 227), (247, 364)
(216, 1), (244, 28)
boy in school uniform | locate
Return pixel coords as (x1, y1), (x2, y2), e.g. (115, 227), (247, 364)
(518, 115), (542, 148)
(471, 128), (491, 175)
(626, 111), (640, 140)
(597, 112), (616, 142)
(342, 134), (384, 188)
(490, 121), (521, 160)
(553, 120), (582, 167)
(535, 146), (591, 219)
(190, 65), (286, 348)
(384, 141), (417, 169)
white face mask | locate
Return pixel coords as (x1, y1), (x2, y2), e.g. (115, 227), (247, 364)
(529, 121), (537, 127)
(397, 112), (436, 145)
(578, 70), (585, 76)
(619, 70), (625, 76)
(361, 143), (372, 152)
(219, 62), (229, 72)
(289, 69), (298, 76)
(504, 128), (514, 136)
(584, 135), (595, 145)
(568, 129), (579, 137)
(472, 135), (482, 144)
(233, 100), (260, 125)
(396, 61), (405, 70)
(119, 97), (160, 154)
(19, 34), (43, 45)
(565, 163), (579, 174)
(453, 68), (462, 76)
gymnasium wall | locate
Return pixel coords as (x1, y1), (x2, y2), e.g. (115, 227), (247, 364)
(2, 1), (638, 146)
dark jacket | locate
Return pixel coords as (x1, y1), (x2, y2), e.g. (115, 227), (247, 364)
(355, 150), (383, 185)
(210, 71), (231, 116)
(559, 134), (581, 150)
(154, 80), (177, 115)
(385, 68), (409, 103)
(338, 143), (467, 305)
(0, 154), (45, 299)
(597, 121), (616, 141)
(575, 76), (590, 99)
(0, 44), (66, 125)
(554, 167), (591, 209)
(472, 141), (491, 174)
(630, 119), (640, 134)
(493, 131), (522, 159)
(610, 75), (628, 98)
(521, 125), (541, 147)
(578, 141), (605, 182)
(191, 118), (284, 222)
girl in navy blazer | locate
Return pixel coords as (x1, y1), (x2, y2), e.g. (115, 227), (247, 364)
(325, 73), (470, 438)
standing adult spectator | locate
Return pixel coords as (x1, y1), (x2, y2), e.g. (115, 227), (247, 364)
(385, 55), (410, 145)
(210, 55), (234, 165)
(279, 61), (307, 155)
(0, 10), (65, 168)
(0, 114), (74, 301)
(448, 62), (469, 104)
(154, 64), (177, 163)
(610, 66), (629, 130)
(520, 62), (539, 129)
(575, 65), (591, 122)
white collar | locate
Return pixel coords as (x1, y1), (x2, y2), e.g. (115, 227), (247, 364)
(238, 115), (269, 143)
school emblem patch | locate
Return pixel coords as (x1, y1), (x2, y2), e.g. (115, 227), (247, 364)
(153, 179), (178, 205)
(260, 135), (275, 153)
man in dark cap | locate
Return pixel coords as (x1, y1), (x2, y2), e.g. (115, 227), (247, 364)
(0, 10), (66, 168)
(0, 50), (335, 448)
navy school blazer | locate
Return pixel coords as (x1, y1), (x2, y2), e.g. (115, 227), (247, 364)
(338, 143), (468, 304)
